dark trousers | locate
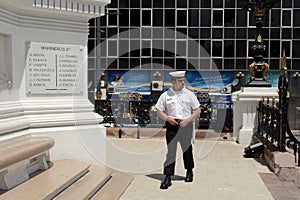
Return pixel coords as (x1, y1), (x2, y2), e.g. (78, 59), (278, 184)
(163, 121), (194, 176)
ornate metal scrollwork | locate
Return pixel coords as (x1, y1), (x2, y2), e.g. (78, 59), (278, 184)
(286, 138), (296, 149)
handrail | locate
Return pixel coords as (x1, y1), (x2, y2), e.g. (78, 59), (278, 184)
(258, 51), (300, 166)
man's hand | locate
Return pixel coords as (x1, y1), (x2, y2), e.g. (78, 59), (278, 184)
(179, 119), (190, 127)
(167, 117), (179, 125)
(179, 107), (201, 127)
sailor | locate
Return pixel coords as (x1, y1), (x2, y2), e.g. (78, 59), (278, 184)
(155, 71), (201, 189)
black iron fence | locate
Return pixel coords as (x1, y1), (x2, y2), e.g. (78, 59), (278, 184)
(257, 55), (300, 166)
(258, 97), (280, 146)
(258, 97), (300, 166)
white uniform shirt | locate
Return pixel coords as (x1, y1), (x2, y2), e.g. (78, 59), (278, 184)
(155, 87), (200, 120)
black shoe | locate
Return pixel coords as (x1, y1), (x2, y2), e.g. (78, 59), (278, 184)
(185, 173), (193, 182)
(160, 176), (172, 189)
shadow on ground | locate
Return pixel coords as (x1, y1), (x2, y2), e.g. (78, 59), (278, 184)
(146, 173), (185, 182)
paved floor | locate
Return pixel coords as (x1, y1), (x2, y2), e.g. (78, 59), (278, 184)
(106, 137), (276, 200)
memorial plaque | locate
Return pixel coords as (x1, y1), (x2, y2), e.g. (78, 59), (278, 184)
(26, 42), (85, 95)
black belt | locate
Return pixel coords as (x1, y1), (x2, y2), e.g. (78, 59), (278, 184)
(175, 119), (182, 123)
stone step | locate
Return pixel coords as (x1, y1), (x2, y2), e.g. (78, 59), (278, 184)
(91, 171), (133, 200)
(54, 165), (112, 200)
(0, 159), (90, 200)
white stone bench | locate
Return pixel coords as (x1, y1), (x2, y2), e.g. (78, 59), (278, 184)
(0, 135), (54, 190)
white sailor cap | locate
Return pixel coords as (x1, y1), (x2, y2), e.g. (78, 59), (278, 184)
(169, 71), (186, 78)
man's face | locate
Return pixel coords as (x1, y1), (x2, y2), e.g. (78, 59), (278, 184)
(173, 77), (185, 90)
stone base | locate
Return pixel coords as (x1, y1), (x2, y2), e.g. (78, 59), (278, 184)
(276, 167), (296, 181)
(252, 134), (295, 173)
(251, 134), (300, 188)
(232, 87), (278, 144)
(238, 128), (254, 144)
(246, 79), (272, 87)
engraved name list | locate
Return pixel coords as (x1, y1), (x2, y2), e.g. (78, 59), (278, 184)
(26, 42), (84, 95)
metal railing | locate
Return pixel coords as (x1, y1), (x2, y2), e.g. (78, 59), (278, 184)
(257, 53), (300, 166)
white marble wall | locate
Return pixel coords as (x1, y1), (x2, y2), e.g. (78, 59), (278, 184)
(0, 34), (11, 91)
(0, 0), (109, 165)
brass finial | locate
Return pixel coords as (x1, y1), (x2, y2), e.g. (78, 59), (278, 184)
(280, 49), (287, 76)
(257, 34), (262, 43)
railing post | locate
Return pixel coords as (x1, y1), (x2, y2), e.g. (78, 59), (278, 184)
(257, 97), (263, 134)
(255, 50), (300, 165)
(270, 96), (276, 143)
(261, 97), (266, 136)
(278, 50), (289, 152)
(266, 97), (270, 140)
